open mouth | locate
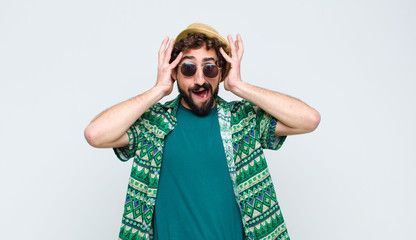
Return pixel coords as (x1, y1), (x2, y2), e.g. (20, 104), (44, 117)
(192, 88), (210, 99)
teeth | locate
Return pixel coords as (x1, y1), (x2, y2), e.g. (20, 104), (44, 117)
(204, 91), (207, 98)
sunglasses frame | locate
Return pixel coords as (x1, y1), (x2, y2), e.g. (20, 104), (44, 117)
(178, 62), (221, 79)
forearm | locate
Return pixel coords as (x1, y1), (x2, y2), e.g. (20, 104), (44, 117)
(231, 81), (320, 135)
(84, 86), (166, 148)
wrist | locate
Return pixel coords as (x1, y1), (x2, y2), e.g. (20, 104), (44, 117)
(229, 80), (248, 97)
(151, 85), (170, 100)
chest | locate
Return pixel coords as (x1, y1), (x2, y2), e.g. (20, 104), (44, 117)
(162, 107), (226, 170)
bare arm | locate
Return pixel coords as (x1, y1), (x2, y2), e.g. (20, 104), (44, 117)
(84, 87), (166, 148)
(227, 82), (320, 136)
(220, 34), (320, 136)
(84, 37), (183, 148)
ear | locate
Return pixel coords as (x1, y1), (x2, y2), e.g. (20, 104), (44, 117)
(171, 68), (177, 81)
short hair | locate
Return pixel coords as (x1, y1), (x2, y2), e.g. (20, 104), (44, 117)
(170, 33), (227, 76)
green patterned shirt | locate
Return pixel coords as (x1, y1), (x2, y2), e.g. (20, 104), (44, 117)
(114, 95), (289, 240)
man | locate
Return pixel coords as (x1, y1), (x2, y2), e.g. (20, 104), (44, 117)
(85, 23), (320, 240)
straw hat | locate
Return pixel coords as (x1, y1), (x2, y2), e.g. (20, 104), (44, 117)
(174, 23), (231, 82)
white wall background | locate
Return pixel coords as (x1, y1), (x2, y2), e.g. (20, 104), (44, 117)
(1, 0), (415, 239)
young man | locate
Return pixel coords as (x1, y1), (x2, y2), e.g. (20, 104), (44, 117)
(85, 23), (320, 240)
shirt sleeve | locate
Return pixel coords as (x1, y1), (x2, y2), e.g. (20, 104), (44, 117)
(113, 121), (140, 162)
(253, 104), (287, 150)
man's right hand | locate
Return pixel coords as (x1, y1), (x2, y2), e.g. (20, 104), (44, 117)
(155, 37), (183, 97)
(84, 37), (183, 149)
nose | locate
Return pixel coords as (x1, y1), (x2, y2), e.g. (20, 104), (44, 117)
(194, 67), (206, 85)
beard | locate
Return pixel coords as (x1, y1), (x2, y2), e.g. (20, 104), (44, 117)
(178, 81), (219, 116)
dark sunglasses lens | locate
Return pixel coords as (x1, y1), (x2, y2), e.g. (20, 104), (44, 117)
(181, 63), (197, 77)
(203, 64), (219, 78)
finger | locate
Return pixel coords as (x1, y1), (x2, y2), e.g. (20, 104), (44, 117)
(220, 47), (233, 63)
(235, 35), (239, 50)
(236, 34), (244, 59)
(170, 52), (183, 68)
(165, 38), (175, 62)
(158, 36), (169, 61)
(227, 35), (237, 59)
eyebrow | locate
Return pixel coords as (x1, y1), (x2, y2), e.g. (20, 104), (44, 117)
(202, 57), (216, 62)
(182, 56), (195, 61)
(182, 56), (216, 62)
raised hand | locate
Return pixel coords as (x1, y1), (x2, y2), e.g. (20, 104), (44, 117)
(155, 37), (183, 96)
(219, 34), (244, 92)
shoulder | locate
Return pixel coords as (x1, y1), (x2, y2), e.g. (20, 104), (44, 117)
(141, 96), (180, 121)
(216, 97), (261, 128)
(140, 102), (164, 120)
(217, 97), (257, 113)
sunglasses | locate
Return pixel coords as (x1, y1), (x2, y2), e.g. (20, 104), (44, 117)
(179, 62), (220, 78)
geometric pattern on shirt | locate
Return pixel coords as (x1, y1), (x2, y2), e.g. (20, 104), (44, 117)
(229, 101), (288, 240)
(113, 95), (288, 240)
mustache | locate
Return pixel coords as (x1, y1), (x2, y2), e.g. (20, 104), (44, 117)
(189, 82), (212, 92)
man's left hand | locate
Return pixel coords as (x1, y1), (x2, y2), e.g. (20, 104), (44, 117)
(220, 34), (244, 92)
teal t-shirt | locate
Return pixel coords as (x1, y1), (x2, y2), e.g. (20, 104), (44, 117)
(153, 103), (244, 240)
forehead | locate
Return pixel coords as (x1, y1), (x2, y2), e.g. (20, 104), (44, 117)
(181, 47), (218, 62)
